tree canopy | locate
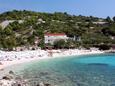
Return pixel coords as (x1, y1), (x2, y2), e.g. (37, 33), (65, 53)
(0, 10), (115, 50)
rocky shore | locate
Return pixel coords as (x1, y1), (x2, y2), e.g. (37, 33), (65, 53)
(0, 71), (56, 86)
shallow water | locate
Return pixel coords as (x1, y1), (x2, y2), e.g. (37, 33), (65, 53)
(1, 53), (115, 86)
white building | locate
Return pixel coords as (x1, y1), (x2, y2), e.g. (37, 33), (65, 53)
(44, 33), (68, 45)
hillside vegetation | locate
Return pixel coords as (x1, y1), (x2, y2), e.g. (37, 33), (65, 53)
(0, 10), (115, 50)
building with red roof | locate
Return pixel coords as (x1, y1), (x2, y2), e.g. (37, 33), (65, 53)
(44, 33), (68, 45)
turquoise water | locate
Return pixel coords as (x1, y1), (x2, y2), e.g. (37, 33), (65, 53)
(10, 54), (115, 86)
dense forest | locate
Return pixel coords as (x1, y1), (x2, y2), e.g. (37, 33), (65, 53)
(0, 10), (115, 50)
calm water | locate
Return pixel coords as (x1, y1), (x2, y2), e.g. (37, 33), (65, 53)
(4, 53), (115, 86)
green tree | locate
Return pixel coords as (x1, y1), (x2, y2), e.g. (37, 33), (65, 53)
(113, 16), (115, 22)
(54, 40), (66, 49)
(106, 16), (112, 23)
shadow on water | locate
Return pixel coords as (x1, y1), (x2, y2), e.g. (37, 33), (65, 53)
(87, 63), (109, 66)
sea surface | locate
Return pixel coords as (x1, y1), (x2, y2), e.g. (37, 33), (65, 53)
(1, 53), (115, 86)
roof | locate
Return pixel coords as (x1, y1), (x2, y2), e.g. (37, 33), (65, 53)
(45, 33), (66, 36)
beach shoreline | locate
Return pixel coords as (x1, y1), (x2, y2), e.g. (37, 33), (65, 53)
(0, 49), (105, 70)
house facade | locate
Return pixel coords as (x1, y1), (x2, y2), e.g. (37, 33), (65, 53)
(44, 33), (68, 45)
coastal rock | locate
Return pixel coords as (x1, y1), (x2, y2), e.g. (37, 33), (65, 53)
(2, 75), (13, 80)
(9, 70), (15, 75)
(39, 82), (45, 86)
(37, 82), (54, 86)
(0, 79), (16, 86)
(39, 72), (49, 76)
(0, 62), (2, 65)
(44, 83), (52, 86)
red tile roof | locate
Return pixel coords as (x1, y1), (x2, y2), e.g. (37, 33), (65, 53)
(45, 33), (66, 36)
